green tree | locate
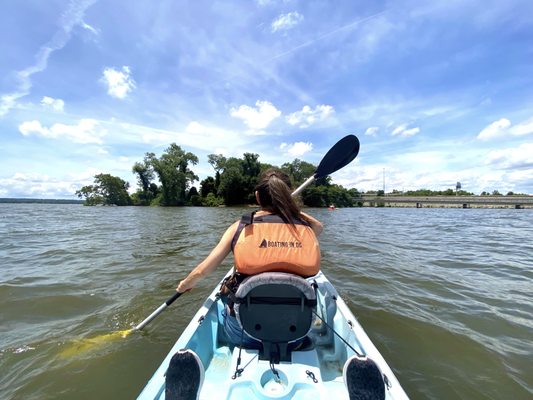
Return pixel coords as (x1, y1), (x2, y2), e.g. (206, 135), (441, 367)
(348, 188), (361, 199)
(146, 144), (199, 206)
(217, 157), (246, 205)
(200, 176), (217, 198)
(443, 189), (454, 196)
(208, 154), (227, 192)
(187, 187), (202, 206)
(202, 192), (224, 207)
(241, 153), (261, 203)
(327, 185), (353, 207)
(76, 173), (131, 206)
(281, 159), (316, 187)
(302, 186), (328, 207)
(132, 159), (155, 205)
(213, 153), (262, 205)
(75, 185), (102, 206)
(208, 154), (227, 172)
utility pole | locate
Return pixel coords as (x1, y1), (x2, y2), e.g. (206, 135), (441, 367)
(383, 168), (385, 194)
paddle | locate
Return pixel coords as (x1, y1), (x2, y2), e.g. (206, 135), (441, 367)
(61, 134), (360, 356)
(133, 292), (182, 331)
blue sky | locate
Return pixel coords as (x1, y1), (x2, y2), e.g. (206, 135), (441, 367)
(1, 0), (532, 198)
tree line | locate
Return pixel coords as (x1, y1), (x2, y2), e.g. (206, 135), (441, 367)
(75, 143), (362, 207)
(75, 143), (526, 207)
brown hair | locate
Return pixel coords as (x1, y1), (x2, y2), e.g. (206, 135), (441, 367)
(255, 168), (308, 225)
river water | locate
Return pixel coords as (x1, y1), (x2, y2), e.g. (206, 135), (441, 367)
(0, 204), (531, 399)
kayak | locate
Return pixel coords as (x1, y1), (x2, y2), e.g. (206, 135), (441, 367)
(137, 269), (409, 399)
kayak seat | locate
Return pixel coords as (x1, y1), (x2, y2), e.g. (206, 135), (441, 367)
(234, 272), (317, 363)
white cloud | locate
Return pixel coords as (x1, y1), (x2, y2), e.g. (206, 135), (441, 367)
(41, 96), (65, 112)
(286, 105), (334, 128)
(128, 120), (251, 153)
(0, 172), (84, 199)
(391, 124), (420, 137)
(230, 100), (281, 130)
(279, 141), (313, 157)
(365, 126), (379, 136)
(186, 121), (205, 134)
(101, 66), (136, 99)
(81, 21), (98, 35)
(477, 118), (511, 140)
(19, 120), (48, 136)
(485, 143), (533, 169)
(271, 12), (304, 32)
(510, 117), (533, 136)
(403, 127), (420, 136)
(477, 116), (533, 141)
(0, 94), (17, 117)
(19, 118), (106, 144)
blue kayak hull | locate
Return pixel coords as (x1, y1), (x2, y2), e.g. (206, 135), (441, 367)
(137, 269), (409, 399)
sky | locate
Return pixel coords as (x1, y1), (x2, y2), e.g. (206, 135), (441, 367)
(1, 0), (532, 199)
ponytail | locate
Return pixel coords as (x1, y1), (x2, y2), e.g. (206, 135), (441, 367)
(255, 168), (310, 225)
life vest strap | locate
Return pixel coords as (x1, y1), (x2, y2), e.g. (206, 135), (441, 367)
(231, 211), (257, 252)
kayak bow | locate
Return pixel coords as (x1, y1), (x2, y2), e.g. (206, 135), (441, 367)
(137, 269), (408, 400)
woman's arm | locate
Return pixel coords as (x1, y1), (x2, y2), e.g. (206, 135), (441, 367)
(176, 221), (239, 293)
(300, 211), (323, 237)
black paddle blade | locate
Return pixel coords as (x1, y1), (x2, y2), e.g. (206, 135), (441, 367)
(315, 135), (360, 179)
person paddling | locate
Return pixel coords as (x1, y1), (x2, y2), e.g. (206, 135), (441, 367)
(176, 168), (323, 346)
(166, 168), (323, 399)
(177, 168), (322, 288)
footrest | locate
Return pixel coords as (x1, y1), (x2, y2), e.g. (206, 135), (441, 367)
(165, 349), (205, 400)
(343, 355), (385, 400)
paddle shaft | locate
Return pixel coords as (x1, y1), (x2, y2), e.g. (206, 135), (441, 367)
(291, 175), (315, 197)
(134, 292), (182, 331)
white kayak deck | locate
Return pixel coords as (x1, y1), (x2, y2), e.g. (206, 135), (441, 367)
(137, 270), (409, 400)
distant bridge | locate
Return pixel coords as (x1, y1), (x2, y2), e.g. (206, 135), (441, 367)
(359, 195), (533, 209)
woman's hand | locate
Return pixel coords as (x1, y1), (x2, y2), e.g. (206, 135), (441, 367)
(300, 211), (323, 236)
(176, 280), (193, 293)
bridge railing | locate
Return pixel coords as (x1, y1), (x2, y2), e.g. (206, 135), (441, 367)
(359, 195), (533, 207)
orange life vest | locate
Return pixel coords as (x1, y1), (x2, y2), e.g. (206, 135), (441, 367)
(231, 213), (320, 277)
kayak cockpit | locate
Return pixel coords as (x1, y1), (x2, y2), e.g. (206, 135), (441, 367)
(137, 271), (408, 400)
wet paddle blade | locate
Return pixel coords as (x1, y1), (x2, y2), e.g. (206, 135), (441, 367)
(59, 329), (133, 357)
(61, 293), (181, 358)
